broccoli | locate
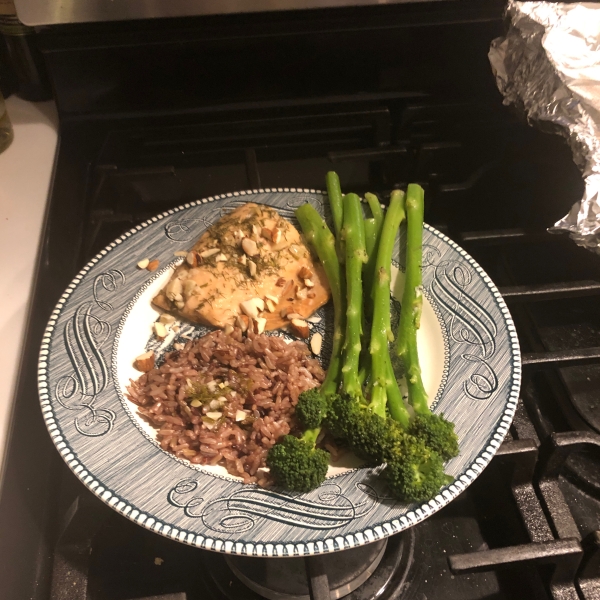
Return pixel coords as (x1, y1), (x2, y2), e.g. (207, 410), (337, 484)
(409, 413), (459, 462)
(295, 388), (329, 430)
(383, 435), (454, 502)
(266, 430), (329, 493)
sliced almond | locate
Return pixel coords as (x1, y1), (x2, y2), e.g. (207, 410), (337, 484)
(186, 252), (198, 267)
(265, 299), (275, 313)
(276, 277), (286, 287)
(281, 279), (295, 299)
(134, 350), (155, 372)
(137, 258), (150, 269)
(200, 247), (220, 258)
(239, 254), (247, 266)
(206, 411), (223, 421)
(307, 315), (322, 324)
(147, 260), (160, 272)
(242, 238), (259, 257)
(224, 324), (234, 335)
(240, 299), (259, 319)
(215, 253), (228, 262)
(183, 279), (198, 297)
(253, 298), (265, 312)
(237, 314), (249, 332)
(159, 314), (176, 325)
(298, 266), (313, 279)
(286, 312), (303, 320)
(290, 318), (310, 338)
(296, 287), (308, 301)
(248, 260), (257, 278)
(252, 224), (261, 237)
(304, 278), (315, 288)
(264, 294), (279, 305)
(255, 317), (267, 334)
(261, 227), (273, 240)
(166, 278), (183, 300)
(310, 332), (323, 355)
(154, 322), (168, 339)
(174, 250), (188, 257)
(235, 410), (247, 422)
(271, 228), (282, 244)
(288, 244), (301, 259)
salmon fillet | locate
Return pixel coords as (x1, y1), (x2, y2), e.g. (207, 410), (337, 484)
(152, 203), (330, 332)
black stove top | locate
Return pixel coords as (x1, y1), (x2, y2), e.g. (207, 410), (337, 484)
(1, 2), (600, 599)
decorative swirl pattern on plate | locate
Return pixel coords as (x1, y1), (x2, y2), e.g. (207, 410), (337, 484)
(55, 303), (116, 436)
(168, 478), (380, 532)
(165, 217), (212, 241)
(426, 253), (499, 401)
(93, 269), (125, 311)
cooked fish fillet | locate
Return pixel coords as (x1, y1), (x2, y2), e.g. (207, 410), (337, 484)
(152, 203), (330, 331)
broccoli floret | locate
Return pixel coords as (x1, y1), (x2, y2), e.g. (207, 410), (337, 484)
(295, 388), (329, 430)
(383, 435), (453, 502)
(409, 413), (459, 462)
(266, 430), (329, 493)
(327, 393), (402, 465)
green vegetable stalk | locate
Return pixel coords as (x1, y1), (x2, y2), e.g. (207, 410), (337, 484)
(396, 183), (459, 462)
(363, 193), (385, 317)
(326, 171), (345, 263)
(340, 193), (368, 400)
(296, 203), (345, 397)
(326, 171), (344, 240)
(396, 183), (427, 411)
(369, 190), (410, 427)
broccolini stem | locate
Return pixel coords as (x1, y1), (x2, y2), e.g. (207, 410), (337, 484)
(369, 190), (410, 427)
(404, 328), (428, 415)
(365, 193), (384, 233)
(326, 171), (344, 241)
(364, 218), (378, 260)
(302, 427), (320, 448)
(341, 193), (367, 399)
(326, 171), (345, 263)
(295, 203), (345, 397)
(363, 194), (385, 318)
(396, 183), (428, 414)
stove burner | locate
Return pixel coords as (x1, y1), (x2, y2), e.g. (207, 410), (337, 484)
(203, 532), (414, 600)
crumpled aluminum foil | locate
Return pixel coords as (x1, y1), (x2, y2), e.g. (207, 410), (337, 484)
(489, 1), (600, 253)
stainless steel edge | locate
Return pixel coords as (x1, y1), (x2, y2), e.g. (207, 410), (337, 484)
(15, 0), (444, 27)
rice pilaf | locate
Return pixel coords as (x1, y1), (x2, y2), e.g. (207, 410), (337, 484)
(127, 327), (324, 486)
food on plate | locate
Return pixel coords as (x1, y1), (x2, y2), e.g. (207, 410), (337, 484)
(267, 174), (459, 502)
(152, 203), (330, 333)
(126, 327), (324, 486)
(129, 172), (457, 500)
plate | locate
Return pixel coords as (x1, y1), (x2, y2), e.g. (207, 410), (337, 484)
(38, 189), (521, 557)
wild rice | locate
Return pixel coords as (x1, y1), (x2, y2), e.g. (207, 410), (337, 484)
(127, 327), (324, 486)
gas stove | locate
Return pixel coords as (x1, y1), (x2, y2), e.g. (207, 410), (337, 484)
(1, 2), (599, 599)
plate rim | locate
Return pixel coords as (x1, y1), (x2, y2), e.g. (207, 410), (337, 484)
(38, 187), (522, 556)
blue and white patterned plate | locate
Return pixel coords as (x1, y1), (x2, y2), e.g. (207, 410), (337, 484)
(38, 189), (521, 557)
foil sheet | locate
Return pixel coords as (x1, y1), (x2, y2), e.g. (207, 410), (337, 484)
(489, 1), (600, 252)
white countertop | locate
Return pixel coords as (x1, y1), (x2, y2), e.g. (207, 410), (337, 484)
(0, 96), (58, 473)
